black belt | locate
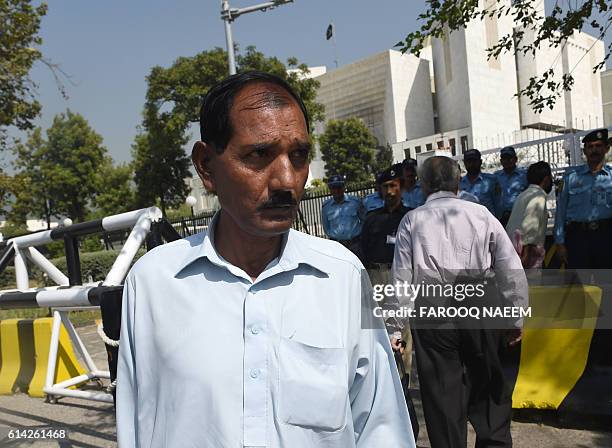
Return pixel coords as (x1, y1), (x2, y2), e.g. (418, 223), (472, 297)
(367, 262), (392, 270)
(566, 218), (612, 232)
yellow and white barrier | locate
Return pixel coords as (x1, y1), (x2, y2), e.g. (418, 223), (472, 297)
(0, 317), (85, 397)
(512, 285), (602, 409)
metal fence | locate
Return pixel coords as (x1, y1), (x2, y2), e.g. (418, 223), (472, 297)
(170, 182), (377, 238)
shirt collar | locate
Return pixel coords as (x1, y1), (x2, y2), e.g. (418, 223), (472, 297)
(578, 164), (611, 176)
(464, 173), (483, 183)
(425, 191), (458, 203)
(527, 184), (545, 194)
(175, 211), (329, 281)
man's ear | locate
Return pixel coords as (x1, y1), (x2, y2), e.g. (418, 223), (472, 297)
(192, 141), (216, 194)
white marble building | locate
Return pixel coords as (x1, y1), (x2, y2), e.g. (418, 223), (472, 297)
(310, 0), (604, 173)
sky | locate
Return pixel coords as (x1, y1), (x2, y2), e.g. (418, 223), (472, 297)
(9, 0), (612, 165)
(12, 0), (423, 164)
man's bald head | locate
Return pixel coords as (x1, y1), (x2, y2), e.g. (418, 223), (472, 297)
(420, 156), (461, 198)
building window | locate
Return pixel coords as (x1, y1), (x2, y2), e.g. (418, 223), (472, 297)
(460, 136), (468, 152)
(404, 148), (411, 159)
(449, 138), (456, 156)
(415, 145), (422, 154)
(437, 140), (444, 149)
(426, 143), (433, 152)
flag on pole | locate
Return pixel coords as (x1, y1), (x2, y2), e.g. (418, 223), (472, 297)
(326, 23), (333, 40)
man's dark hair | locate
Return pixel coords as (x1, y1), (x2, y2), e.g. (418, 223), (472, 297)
(199, 71), (310, 152)
(527, 161), (551, 185)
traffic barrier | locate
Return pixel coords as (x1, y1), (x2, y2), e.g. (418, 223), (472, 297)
(0, 318), (85, 396)
(512, 285), (602, 409)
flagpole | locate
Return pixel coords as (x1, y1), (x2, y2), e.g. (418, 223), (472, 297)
(331, 22), (339, 68)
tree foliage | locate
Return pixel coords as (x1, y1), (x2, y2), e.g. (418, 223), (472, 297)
(134, 46), (325, 214)
(0, 0), (48, 148)
(144, 45), (324, 134)
(372, 144), (394, 176)
(132, 106), (191, 215)
(319, 118), (377, 183)
(12, 111), (110, 224)
(396, 0), (611, 112)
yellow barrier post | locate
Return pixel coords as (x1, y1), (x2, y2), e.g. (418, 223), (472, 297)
(29, 317), (86, 397)
(512, 285), (602, 409)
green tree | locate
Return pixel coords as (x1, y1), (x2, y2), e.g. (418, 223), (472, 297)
(144, 46), (324, 134)
(396, 0), (611, 112)
(372, 143), (394, 175)
(132, 106), (191, 215)
(134, 46), (325, 214)
(319, 118), (377, 183)
(12, 111), (108, 223)
(91, 159), (136, 218)
(0, 0), (48, 148)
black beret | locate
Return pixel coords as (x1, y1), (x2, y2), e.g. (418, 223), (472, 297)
(582, 129), (608, 144)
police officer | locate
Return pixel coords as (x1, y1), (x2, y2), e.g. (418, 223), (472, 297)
(322, 174), (365, 256)
(495, 146), (528, 226)
(361, 166), (410, 274)
(460, 149), (499, 215)
(402, 159), (425, 209)
(360, 165), (419, 438)
(362, 172), (385, 214)
(555, 129), (612, 269)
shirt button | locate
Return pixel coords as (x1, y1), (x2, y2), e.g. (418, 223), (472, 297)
(249, 368), (260, 379)
(251, 326), (260, 335)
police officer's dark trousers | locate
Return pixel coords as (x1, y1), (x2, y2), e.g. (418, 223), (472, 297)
(565, 223), (612, 269)
(412, 326), (512, 448)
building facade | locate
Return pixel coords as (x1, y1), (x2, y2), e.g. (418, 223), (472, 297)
(311, 1), (604, 173)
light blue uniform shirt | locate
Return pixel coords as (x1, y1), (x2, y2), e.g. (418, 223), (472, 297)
(554, 164), (612, 244)
(116, 213), (415, 448)
(494, 168), (528, 215)
(460, 173), (499, 215)
(401, 184), (425, 210)
(322, 194), (365, 240)
(362, 192), (384, 213)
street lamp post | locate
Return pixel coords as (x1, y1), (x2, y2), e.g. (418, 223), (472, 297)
(220, 0), (294, 75)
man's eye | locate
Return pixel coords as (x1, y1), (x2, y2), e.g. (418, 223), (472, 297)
(250, 148), (267, 158)
(292, 148), (310, 160)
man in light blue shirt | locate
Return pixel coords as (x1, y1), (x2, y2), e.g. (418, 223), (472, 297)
(494, 146), (528, 226)
(321, 175), (365, 243)
(116, 71), (415, 448)
(401, 159), (425, 210)
(460, 149), (499, 215)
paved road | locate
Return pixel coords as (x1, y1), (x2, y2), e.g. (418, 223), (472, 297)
(0, 324), (610, 447)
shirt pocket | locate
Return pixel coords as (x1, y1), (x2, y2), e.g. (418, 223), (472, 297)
(278, 337), (348, 432)
(568, 185), (590, 212)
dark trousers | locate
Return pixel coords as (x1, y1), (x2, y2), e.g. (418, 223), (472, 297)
(412, 327), (512, 448)
(565, 226), (612, 269)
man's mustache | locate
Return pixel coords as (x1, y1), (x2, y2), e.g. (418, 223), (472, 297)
(258, 191), (298, 210)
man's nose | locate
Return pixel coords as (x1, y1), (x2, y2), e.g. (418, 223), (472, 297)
(269, 154), (298, 192)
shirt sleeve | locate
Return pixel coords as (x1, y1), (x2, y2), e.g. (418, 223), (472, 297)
(519, 193), (547, 246)
(554, 174), (569, 244)
(392, 214), (414, 313)
(349, 269), (416, 448)
(116, 274), (139, 448)
(490, 218), (529, 328)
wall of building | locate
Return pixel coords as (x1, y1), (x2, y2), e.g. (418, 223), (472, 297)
(464, 0), (521, 149)
(602, 69), (612, 127)
(431, 28), (471, 133)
